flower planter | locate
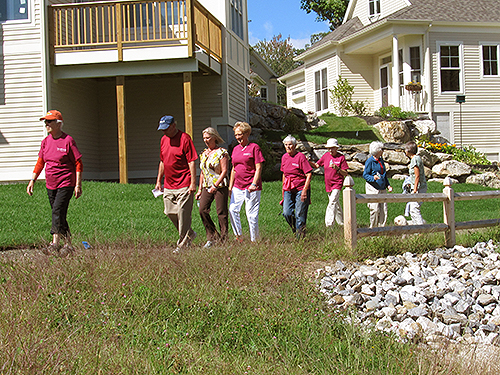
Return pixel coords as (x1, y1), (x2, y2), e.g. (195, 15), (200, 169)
(405, 84), (422, 92)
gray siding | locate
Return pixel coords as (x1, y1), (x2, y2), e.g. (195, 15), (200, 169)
(227, 66), (247, 122)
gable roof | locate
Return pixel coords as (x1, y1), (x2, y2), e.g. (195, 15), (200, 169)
(297, 17), (364, 59)
(388, 0), (500, 23)
(298, 0), (500, 60)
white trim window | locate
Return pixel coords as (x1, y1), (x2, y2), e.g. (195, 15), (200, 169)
(398, 49), (404, 96)
(369, 0), (381, 16)
(410, 46), (421, 83)
(0, 0), (29, 22)
(482, 44), (499, 76)
(230, 0), (244, 40)
(259, 86), (268, 101)
(439, 44), (462, 93)
(315, 68), (328, 112)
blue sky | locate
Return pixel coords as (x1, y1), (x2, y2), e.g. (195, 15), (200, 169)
(247, 0), (331, 49)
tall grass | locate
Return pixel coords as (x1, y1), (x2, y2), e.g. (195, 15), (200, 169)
(1, 180), (500, 373)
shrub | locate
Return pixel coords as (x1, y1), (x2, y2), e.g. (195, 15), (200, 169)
(418, 141), (491, 165)
(350, 100), (368, 116)
(256, 138), (280, 181)
(282, 112), (304, 133)
(374, 105), (417, 120)
(330, 76), (354, 116)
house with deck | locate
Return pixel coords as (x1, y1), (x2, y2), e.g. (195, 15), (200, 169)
(280, 0), (500, 161)
(0, 0), (250, 183)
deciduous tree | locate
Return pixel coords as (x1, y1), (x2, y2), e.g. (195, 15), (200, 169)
(300, 0), (349, 30)
(252, 34), (303, 105)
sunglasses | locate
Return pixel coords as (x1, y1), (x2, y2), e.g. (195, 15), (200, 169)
(44, 119), (57, 123)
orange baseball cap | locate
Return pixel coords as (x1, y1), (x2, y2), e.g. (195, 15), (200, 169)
(40, 110), (63, 121)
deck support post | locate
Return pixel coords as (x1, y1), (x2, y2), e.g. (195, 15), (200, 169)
(183, 72), (193, 137)
(116, 75), (128, 184)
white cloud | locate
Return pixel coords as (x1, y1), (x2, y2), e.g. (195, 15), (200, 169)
(248, 31), (260, 46)
(263, 21), (273, 36)
(289, 38), (310, 50)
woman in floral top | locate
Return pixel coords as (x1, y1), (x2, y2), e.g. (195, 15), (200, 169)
(195, 127), (229, 247)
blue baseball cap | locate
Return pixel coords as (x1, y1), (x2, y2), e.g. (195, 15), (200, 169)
(158, 115), (175, 130)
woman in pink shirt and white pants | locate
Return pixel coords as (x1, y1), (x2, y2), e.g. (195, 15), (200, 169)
(228, 122), (265, 242)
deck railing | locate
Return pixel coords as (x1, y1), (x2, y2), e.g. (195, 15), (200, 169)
(50, 0), (222, 62)
(343, 176), (500, 250)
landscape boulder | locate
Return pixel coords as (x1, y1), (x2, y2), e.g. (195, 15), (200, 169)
(432, 160), (472, 178)
(466, 172), (500, 189)
(374, 121), (411, 143)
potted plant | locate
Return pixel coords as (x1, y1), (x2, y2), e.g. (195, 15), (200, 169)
(405, 81), (422, 92)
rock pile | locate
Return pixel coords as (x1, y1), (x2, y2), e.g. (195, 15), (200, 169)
(316, 240), (500, 346)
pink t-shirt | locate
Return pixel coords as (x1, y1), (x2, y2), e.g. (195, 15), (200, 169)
(160, 131), (198, 189)
(280, 152), (312, 191)
(317, 152), (348, 192)
(38, 132), (82, 190)
(231, 143), (265, 190)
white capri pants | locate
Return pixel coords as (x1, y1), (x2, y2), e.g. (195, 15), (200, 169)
(325, 189), (343, 227)
(229, 187), (261, 242)
(365, 182), (388, 228)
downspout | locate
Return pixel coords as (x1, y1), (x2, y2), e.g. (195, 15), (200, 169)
(424, 23), (433, 118)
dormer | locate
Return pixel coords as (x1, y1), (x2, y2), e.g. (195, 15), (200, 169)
(344, 0), (412, 26)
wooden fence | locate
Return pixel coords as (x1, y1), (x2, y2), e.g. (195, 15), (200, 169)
(342, 176), (500, 250)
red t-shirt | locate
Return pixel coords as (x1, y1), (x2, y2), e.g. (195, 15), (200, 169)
(280, 152), (312, 191)
(38, 132), (82, 190)
(317, 152), (348, 192)
(160, 131), (198, 189)
(231, 143), (265, 190)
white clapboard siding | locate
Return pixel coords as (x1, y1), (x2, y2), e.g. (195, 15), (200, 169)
(350, 0), (409, 27)
(0, 1), (46, 182)
(340, 53), (375, 113)
(430, 30), (500, 153)
(227, 65), (247, 123)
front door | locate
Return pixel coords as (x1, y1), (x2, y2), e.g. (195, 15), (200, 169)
(380, 66), (389, 107)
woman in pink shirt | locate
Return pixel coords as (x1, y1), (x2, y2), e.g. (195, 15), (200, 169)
(228, 122), (265, 242)
(310, 138), (348, 227)
(26, 110), (83, 256)
(281, 135), (312, 238)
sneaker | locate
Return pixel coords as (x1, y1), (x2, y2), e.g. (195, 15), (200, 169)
(58, 244), (74, 257)
(42, 243), (60, 256)
(203, 241), (213, 248)
(173, 246), (182, 254)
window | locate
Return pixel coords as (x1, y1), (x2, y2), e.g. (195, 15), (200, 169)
(440, 45), (461, 92)
(0, 0), (28, 22)
(482, 45), (499, 76)
(230, 0), (243, 40)
(315, 68), (328, 112)
(260, 86), (267, 101)
(410, 46), (421, 83)
(369, 0), (380, 16)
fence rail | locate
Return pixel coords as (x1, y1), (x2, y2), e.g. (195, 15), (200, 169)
(50, 0), (221, 62)
(342, 176), (500, 250)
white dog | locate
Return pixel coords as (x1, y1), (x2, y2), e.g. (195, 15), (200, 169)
(394, 215), (413, 226)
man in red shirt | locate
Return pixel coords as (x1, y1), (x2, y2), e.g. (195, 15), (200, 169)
(155, 115), (198, 252)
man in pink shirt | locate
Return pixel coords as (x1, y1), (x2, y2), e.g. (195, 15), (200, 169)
(310, 138), (348, 227)
(155, 115), (198, 252)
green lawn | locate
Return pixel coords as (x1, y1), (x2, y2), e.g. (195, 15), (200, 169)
(2, 177), (499, 252)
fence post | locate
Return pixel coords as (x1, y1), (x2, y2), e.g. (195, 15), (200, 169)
(115, 3), (123, 61)
(343, 176), (357, 251)
(443, 177), (456, 247)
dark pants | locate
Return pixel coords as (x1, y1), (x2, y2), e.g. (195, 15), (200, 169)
(199, 186), (229, 242)
(47, 186), (74, 237)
